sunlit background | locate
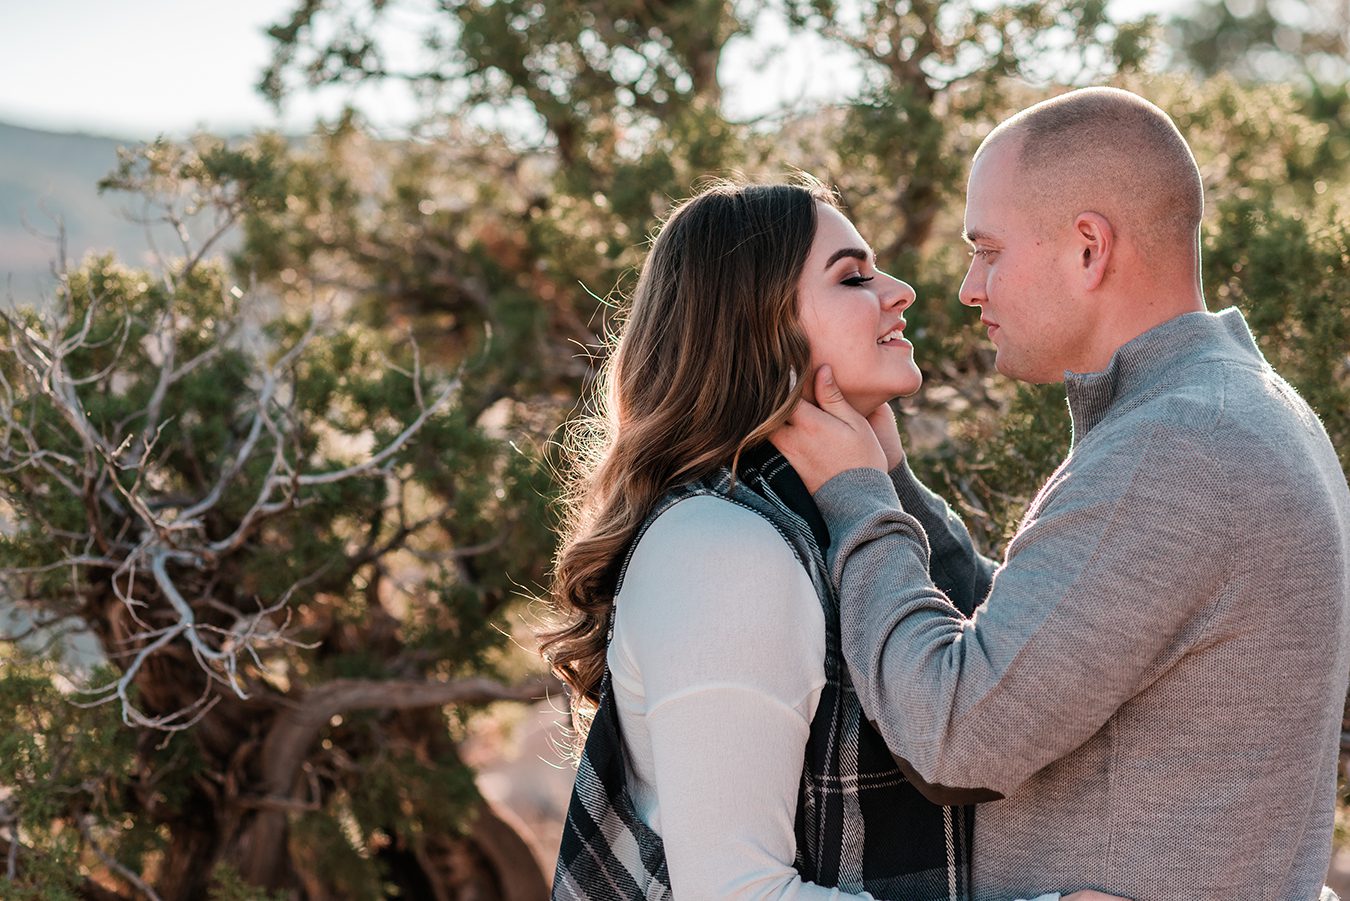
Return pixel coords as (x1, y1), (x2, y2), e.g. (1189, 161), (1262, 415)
(2, 0), (1186, 138)
(1, 1), (1347, 897)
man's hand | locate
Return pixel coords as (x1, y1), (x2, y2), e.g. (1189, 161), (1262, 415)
(867, 400), (905, 472)
(770, 365), (887, 494)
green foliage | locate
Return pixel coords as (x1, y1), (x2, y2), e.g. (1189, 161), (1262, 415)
(1168, 0), (1348, 84)
(0, 656), (144, 899)
(208, 864), (289, 901)
(5, 2), (1350, 896)
(343, 740), (479, 843)
(288, 810), (386, 900)
(1205, 194), (1350, 470)
(911, 384), (1072, 556)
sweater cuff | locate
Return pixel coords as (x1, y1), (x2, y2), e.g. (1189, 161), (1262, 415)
(815, 467), (931, 589)
(813, 467), (901, 533)
(889, 459), (940, 517)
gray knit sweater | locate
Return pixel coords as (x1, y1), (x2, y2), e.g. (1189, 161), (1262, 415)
(812, 308), (1350, 901)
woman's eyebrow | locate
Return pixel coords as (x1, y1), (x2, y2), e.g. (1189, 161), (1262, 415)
(824, 247), (870, 269)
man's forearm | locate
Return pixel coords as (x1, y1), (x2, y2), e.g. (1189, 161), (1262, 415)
(812, 467), (993, 785)
(889, 462), (996, 615)
(817, 467), (1093, 793)
(813, 437), (1226, 796)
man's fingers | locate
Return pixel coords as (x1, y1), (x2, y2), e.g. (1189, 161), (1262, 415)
(865, 401), (897, 429)
(784, 397), (840, 432)
(772, 368), (889, 492)
(814, 364), (849, 412)
(813, 365), (870, 429)
(784, 371), (869, 435)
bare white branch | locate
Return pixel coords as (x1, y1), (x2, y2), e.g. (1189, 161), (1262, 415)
(2, 556), (119, 576)
(78, 817), (165, 901)
(296, 379), (456, 488)
(5, 813), (18, 881)
(1, 245), (468, 740)
(177, 314), (323, 524)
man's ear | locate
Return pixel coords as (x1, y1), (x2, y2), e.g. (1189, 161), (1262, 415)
(1074, 211), (1113, 291)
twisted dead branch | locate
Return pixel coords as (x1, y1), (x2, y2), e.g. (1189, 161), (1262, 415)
(0, 274), (460, 731)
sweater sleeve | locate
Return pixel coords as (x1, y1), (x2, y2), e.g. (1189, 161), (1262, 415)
(615, 496), (877, 901)
(889, 461), (997, 615)
(814, 422), (1230, 797)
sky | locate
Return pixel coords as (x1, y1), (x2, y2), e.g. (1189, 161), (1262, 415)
(1, 0), (1186, 141)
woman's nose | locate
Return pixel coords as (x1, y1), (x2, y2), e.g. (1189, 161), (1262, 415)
(884, 276), (917, 311)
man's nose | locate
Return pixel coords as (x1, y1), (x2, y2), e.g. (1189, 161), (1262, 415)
(958, 265), (984, 307)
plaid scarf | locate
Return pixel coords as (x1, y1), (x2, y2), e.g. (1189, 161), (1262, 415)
(552, 445), (973, 900)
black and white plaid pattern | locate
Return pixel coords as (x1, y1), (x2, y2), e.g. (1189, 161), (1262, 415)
(553, 445), (971, 900)
(551, 664), (672, 900)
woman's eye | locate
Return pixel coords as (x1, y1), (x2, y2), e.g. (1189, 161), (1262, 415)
(841, 275), (875, 287)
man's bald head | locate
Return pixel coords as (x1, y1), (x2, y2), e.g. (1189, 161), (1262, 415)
(976, 87), (1204, 266)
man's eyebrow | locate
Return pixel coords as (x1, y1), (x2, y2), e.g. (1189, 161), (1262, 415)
(824, 247), (870, 269)
(963, 228), (992, 246)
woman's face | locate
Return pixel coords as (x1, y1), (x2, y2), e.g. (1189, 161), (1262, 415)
(797, 203), (921, 414)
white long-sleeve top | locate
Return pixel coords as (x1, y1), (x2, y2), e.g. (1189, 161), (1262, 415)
(607, 494), (1059, 901)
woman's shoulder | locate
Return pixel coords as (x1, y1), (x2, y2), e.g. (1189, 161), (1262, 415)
(612, 492), (827, 710)
(634, 493), (796, 565)
(616, 493), (821, 645)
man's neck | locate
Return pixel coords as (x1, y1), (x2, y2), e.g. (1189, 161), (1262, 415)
(1082, 288), (1206, 375)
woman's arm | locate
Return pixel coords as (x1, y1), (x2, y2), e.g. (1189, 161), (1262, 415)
(616, 496), (877, 900)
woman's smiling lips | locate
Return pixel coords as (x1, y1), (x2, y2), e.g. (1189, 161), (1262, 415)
(877, 320), (911, 347)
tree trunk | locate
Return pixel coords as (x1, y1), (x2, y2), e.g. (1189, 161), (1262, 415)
(414, 799), (550, 901)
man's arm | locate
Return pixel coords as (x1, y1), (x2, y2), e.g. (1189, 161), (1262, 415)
(812, 428), (1230, 796)
(773, 365), (1229, 794)
(889, 461), (996, 616)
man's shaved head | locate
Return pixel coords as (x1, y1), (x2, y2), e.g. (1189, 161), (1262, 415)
(959, 87), (1209, 382)
(976, 87), (1204, 264)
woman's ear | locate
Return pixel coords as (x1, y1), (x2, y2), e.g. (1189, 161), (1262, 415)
(1074, 211), (1113, 291)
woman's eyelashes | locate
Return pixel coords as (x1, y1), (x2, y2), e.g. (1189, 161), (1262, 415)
(841, 274), (875, 287)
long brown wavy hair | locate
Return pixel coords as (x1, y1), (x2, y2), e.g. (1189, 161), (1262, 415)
(542, 178), (838, 731)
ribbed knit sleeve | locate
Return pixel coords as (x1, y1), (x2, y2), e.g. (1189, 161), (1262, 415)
(815, 417), (1231, 797)
(889, 461), (997, 615)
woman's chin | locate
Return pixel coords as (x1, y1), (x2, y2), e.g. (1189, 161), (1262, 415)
(848, 380), (923, 413)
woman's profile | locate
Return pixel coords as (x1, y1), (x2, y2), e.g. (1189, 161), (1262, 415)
(541, 180), (1119, 901)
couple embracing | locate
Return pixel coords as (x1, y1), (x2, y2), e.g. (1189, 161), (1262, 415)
(543, 87), (1350, 901)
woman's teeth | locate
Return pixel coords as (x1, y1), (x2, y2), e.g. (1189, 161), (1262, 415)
(878, 329), (905, 345)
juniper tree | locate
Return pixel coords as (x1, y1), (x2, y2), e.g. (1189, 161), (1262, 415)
(0, 137), (557, 900)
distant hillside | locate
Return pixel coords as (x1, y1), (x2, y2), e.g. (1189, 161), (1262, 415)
(0, 121), (232, 303)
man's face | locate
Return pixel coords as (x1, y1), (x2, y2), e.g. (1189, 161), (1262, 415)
(958, 137), (1088, 384)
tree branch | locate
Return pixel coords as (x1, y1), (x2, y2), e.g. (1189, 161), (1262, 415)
(261, 673), (560, 800)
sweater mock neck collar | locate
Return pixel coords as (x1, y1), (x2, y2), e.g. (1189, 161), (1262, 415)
(1063, 307), (1261, 445)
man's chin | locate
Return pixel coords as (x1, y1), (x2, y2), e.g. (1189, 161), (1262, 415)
(995, 357), (1063, 385)
(993, 353), (1032, 383)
